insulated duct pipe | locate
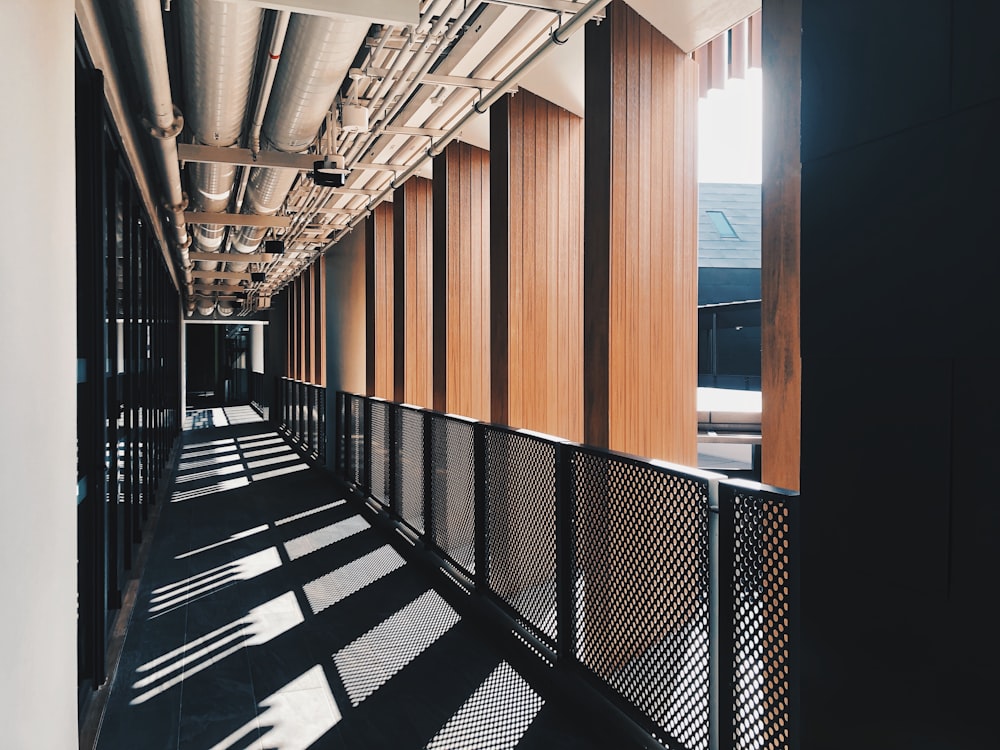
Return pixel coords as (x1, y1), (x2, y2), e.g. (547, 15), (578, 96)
(235, 10), (291, 212)
(181, 0), (262, 273)
(117, 0), (193, 297)
(340, 0), (612, 239)
(228, 14), (370, 262)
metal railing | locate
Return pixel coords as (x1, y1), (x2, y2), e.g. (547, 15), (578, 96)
(249, 371), (265, 416)
(278, 377), (326, 462)
(335, 392), (798, 750)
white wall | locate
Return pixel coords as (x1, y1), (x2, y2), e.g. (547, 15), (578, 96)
(251, 324), (265, 373)
(0, 1), (78, 748)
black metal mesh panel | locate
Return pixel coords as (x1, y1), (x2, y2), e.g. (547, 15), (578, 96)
(347, 395), (365, 488)
(308, 386), (318, 455)
(484, 428), (557, 645)
(317, 388), (327, 461)
(296, 381), (304, 442)
(731, 490), (793, 750)
(282, 379), (291, 430)
(571, 450), (711, 750)
(394, 407), (425, 533)
(369, 401), (391, 508)
(428, 414), (476, 577)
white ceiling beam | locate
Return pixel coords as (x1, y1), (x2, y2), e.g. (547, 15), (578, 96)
(178, 143), (316, 171)
(234, 0), (419, 25)
(184, 211), (292, 229)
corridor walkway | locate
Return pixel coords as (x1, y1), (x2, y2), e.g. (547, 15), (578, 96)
(94, 410), (609, 749)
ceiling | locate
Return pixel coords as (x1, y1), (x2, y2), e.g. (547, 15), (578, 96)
(78, 0), (757, 319)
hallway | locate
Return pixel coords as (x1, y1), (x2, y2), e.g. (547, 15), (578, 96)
(94, 413), (608, 749)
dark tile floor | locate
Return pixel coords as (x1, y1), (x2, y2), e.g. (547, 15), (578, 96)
(95, 413), (612, 749)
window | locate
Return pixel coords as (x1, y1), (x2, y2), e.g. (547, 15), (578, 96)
(707, 210), (739, 238)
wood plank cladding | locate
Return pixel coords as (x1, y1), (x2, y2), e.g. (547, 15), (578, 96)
(761, 0), (801, 492)
(585, 0), (698, 467)
(433, 142), (491, 421)
(369, 203), (394, 399)
(393, 177), (434, 409)
(491, 91), (583, 441)
(280, 260), (326, 386)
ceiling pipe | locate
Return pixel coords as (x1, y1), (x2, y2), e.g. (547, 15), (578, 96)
(181, 0), (263, 276)
(228, 14), (370, 267)
(117, 0), (194, 299)
(343, 0), (468, 167)
(75, 0), (183, 295)
(336, 0), (612, 244)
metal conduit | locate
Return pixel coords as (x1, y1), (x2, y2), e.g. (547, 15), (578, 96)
(117, 0), (194, 300)
(335, 0), (612, 242)
(181, 0), (262, 279)
(228, 14), (370, 263)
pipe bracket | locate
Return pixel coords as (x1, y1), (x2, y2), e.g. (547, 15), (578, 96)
(146, 105), (185, 140)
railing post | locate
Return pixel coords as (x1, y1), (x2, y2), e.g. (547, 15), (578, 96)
(473, 421), (489, 592)
(423, 411), (434, 545)
(387, 403), (399, 514)
(555, 441), (575, 663)
(334, 391), (343, 478)
(363, 396), (372, 496)
(714, 482), (735, 750)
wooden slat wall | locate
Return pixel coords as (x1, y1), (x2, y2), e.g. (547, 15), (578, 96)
(368, 203), (394, 399)
(394, 177), (434, 409)
(492, 90), (583, 441)
(586, 0), (698, 467)
(280, 258), (328, 387)
(433, 142), (491, 421)
(762, 0), (801, 491)
(301, 265), (311, 383)
(315, 256), (326, 387)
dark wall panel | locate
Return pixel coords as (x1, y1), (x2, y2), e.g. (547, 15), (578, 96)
(796, 0), (1000, 745)
(800, 0), (951, 162)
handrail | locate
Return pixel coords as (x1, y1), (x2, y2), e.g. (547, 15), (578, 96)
(334, 391), (799, 750)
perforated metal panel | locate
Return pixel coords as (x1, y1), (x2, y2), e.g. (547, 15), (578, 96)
(369, 401), (391, 507)
(429, 414), (476, 577)
(317, 387), (327, 461)
(394, 407), (425, 533)
(308, 386), (318, 454)
(571, 449), (711, 750)
(347, 395), (365, 488)
(730, 490), (794, 750)
(484, 427), (557, 645)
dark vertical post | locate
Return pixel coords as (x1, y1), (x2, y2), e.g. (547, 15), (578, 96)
(388, 403), (399, 513)
(362, 396), (372, 496)
(787, 495), (801, 750)
(423, 410), (434, 544)
(432, 151), (448, 413)
(488, 97), (509, 426)
(715, 484), (736, 750)
(473, 421), (489, 591)
(555, 441), (575, 662)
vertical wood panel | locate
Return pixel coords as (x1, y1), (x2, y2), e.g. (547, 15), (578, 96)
(586, 0), (697, 465)
(316, 255), (327, 388)
(497, 90), (583, 441)
(434, 142), (491, 421)
(371, 203), (394, 399)
(395, 177), (434, 408)
(762, 0), (802, 491)
(302, 267), (312, 383)
(392, 193), (406, 403)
